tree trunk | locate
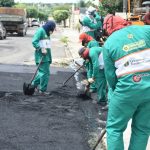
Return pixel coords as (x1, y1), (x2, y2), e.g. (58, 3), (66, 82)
(63, 20), (66, 28)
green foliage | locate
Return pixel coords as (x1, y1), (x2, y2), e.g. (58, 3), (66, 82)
(0, 0), (14, 7)
(84, 0), (95, 8)
(14, 3), (50, 21)
(13, 3), (26, 9)
(26, 7), (38, 18)
(75, 23), (81, 33)
(38, 12), (48, 21)
(79, 0), (86, 7)
(60, 36), (69, 46)
(53, 10), (69, 23)
(98, 0), (123, 16)
(52, 5), (71, 12)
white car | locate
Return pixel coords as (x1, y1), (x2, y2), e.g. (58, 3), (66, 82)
(31, 20), (40, 27)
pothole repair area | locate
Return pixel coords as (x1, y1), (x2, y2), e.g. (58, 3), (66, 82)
(0, 69), (107, 150)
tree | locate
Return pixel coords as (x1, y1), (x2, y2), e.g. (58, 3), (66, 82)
(13, 3), (27, 9)
(0, 0), (14, 7)
(38, 12), (48, 21)
(53, 10), (70, 27)
(84, 0), (123, 16)
(52, 5), (70, 12)
(97, 0), (122, 16)
(26, 7), (38, 19)
(79, 0), (86, 7)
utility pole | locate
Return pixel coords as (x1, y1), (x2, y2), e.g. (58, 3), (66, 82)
(123, 0), (128, 12)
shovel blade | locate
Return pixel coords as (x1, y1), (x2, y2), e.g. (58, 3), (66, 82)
(23, 82), (35, 95)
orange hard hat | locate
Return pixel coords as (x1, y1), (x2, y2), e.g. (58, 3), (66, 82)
(79, 33), (93, 42)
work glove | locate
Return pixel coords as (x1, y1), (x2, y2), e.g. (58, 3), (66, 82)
(88, 78), (95, 84)
(41, 48), (47, 55)
(81, 79), (89, 86)
(81, 79), (90, 94)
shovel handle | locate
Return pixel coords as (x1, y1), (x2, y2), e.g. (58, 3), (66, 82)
(30, 56), (44, 83)
(63, 64), (84, 86)
(92, 129), (106, 150)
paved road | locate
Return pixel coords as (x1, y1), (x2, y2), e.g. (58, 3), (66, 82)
(0, 26), (68, 65)
(0, 26), (107, 150)
(0, 64), (107, 150)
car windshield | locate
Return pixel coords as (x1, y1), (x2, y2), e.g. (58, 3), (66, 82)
(32, 20), (38, 22)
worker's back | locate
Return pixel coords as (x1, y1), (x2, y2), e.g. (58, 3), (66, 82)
(104, 25), (150, 100)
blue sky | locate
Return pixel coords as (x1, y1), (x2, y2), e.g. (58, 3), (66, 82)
(15, 0), (79, 3)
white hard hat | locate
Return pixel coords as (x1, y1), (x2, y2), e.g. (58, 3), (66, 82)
(87, 6), (96, 13)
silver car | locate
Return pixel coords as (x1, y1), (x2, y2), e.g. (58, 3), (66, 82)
(0, 21), (6, 40)
(31, 20), (40, 27)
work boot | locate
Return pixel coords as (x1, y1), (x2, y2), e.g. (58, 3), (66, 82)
(39, 90), (50, 96)
(101, 105), (108, 111)
(89, 88), (97, 93)
(97, 101), (108, 111)
(97, 101), (107, 106)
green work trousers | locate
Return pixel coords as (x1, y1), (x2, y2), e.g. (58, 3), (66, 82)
(32, 62), (50, 92)
(95, 69), (107, 102)
(107, 94), (150, 150)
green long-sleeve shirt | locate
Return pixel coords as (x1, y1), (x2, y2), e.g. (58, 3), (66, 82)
(82, 13), (102, 39)
(103, 25), (150, 99)
(32, 27), (52, 64)
(89, 47), (103, 79)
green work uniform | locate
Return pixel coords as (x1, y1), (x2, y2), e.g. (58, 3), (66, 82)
(89, 47), (107, 102)
(86, 40), (100, 91)
(82, 13), (102, 39)
(32, 27), (52, 92)
(87, 39), (100, 48)
(103, 25), (150, 150)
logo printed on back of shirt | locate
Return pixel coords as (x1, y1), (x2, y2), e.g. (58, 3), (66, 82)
(122, 40), (146, 52)
(132, 75), (141, 82)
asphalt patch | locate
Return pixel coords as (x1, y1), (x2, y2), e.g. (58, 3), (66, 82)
(0, 69), (107, 150)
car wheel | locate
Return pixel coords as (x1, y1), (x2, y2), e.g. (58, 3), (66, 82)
(4, 34), (6, 39)
(0, 36), (4, 40)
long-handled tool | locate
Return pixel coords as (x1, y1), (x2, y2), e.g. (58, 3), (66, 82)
(62, 64), (84, 86)
(23, 56), (44, 95)
(92, 128), (106, 150)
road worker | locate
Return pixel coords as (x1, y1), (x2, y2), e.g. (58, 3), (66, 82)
(79, 32), (100, 48)
(31, 20), (56, 95)
(103, 14), (150, 150)
(79, 6), (102, 40)
(79, 46), (107, 107)
(79, 32), (100, 93)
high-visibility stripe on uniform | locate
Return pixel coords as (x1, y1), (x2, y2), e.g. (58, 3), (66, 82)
(115, 49), (150, 78)
(99, 52), (104, 69)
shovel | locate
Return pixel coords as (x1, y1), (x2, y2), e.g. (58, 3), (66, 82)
(92, 128), (106, 150)
(23, 56), (44, 95)
(62, 64), (84, 86)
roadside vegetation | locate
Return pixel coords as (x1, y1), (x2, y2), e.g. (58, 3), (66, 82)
(0, 0), (124, 26)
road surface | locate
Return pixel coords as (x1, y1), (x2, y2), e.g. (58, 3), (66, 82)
(0, 26), (68, 65)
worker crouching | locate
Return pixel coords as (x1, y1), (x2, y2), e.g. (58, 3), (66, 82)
(78, 46), (107, 108)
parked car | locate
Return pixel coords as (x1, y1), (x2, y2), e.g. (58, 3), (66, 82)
(31, 20), (40, 27)
(0, 21), (6, 39)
